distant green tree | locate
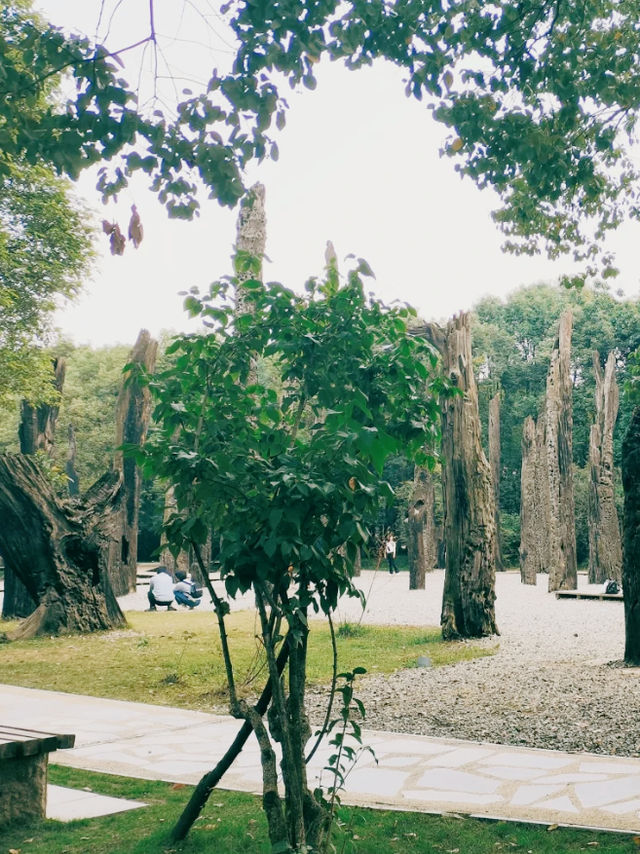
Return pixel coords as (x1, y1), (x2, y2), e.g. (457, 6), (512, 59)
(0, 163), (93, 404)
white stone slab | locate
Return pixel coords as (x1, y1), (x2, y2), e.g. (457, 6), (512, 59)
(483, 766), (547, 782)
(575, 777), (640, 808)
(537, 773), (608, 784)
(416, 769), (502, 795)
(579, 761), (640, 775)
(343, 768), (409, 797)
(425, 747), (493, 768)
(47, 786), (146, 822)
(479, 752), (571, 770)
(539, 796), (579, 814)
(601, 799), (640, 815)
(403, 789), (503, 806)
(510, 784), (564, 806)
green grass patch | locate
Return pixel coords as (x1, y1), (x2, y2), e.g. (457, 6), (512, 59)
(0, 765), (634, 854)
(0, 610), (494, 710)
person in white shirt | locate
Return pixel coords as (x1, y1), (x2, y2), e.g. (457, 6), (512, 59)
(147, 566), (176, 611)
(385, 533), (399, 574)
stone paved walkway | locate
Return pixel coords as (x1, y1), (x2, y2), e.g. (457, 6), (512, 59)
(2, 683), (639, 833)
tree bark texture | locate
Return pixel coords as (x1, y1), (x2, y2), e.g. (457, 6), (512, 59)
(18, 357), (66, 456)
(489, 392), (503, 570)
(545, 311), (577, 592)
(519, 416), (550, 584)
(234, 182), (266, 317)
(431, 314), (498, 639)
(160, 485), (191, 576)
(622, 406), (640, 664)
(588, 351), (622, 584)
(113, 329), (158, 594)
(407, 466), (436, 589)
(0, 454), (125, 639)
(3, 358), (67, 620)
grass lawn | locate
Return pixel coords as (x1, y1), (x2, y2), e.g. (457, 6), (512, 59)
(0, 609), (494, 710)
(0, 766), (635, 854)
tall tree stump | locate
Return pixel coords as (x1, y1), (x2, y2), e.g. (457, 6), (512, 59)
(113, 329), (158, 594)
(3, 358), (66, 619)
(489, 392), (503, 570)
(0, 454), (125, 639)
(622, 406), (640, 663)
(588, 352), (622, 584)
(407, 467), (435, 589)
(429, 314), (498, 639)
(545, 311), (577, 592)
(519, 416), (550, 584)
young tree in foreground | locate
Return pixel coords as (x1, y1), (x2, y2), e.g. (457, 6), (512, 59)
(140, 264), (443, 852)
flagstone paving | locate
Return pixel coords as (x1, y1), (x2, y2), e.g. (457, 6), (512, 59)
(1, 683), (639, 832)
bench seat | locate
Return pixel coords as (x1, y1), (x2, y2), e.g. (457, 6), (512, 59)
(0, 726), (75, 826)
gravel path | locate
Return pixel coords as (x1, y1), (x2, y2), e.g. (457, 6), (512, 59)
(305, 569), (640, 759)
(117, 568), (640, 759)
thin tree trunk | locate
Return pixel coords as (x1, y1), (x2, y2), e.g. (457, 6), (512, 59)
(407, 466), (435, 589)
(489, 393), (503, 570)
(426, 314), (498, 639)
(0, 454), (125, 640)
(519, 416), (539, 584)
(622, 406), (640, 663)
(588, 352), (622, 584)
(66, 423), (80, 496)
(545, 311), (577, 592)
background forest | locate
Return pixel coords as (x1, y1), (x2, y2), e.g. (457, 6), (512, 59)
(0, 281), (636, 569)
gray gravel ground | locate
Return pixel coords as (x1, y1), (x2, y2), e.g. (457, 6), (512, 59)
(118, 567), (640, 758)
(305, 569), (640, 759)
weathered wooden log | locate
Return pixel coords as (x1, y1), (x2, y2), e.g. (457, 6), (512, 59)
(407, 467), (435, 590)
(0, 454), (125, 639)
(489, 392), (503, 570)
(545, 311), (577, 592)
(622, 406), (640, 664)
(3, 358), (67, 620)
(588, 352), (622, 584)
(426, 314), (498, 639)
(112, 329), (158, 594)
(65, 423), (80, 496)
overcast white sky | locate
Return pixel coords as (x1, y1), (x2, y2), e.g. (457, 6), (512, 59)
(37, 1), (640, 348)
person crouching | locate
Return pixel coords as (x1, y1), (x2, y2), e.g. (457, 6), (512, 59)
(146, 565), (177, 611)
(173, 569), (202, 609)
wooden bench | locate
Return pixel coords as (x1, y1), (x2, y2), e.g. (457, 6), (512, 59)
(555, 590), (623, 602)
(0, 726), (75, 825)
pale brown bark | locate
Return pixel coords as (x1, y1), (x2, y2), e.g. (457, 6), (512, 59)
(112, 329), (158, 594)
(545, 311), (577, 592)
(160, 485), (191, 576)
(66, 423), (80, 496)
(519, 416), (550, 583)
(588, 352), (622, 584)
(489, 392), (503, 570)
(234, 182), (266, 316)
(426, 314), (498, 639)
(407, 466), (436, 589)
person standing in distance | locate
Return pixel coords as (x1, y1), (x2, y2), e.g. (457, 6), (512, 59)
(385, 533), (399, 574)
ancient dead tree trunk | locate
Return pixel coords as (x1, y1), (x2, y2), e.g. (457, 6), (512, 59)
(426, 314), (498, 639)
(489, 392), (503, 571)
(113, 329), (158, 594)
(3, 358), (67, 620)
(0, 454), (125, 639)
(519, 416), (550, 584)
(66, 423), (80, 496)
(407, 467), (436, 590)
(622, 406), (640, 663)
(545, 311), (577, 592)
(588, 352), (622, 584)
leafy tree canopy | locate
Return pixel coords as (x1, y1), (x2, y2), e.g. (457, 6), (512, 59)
(5, 1), (640, 278)
(0, 161), (93, 404)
